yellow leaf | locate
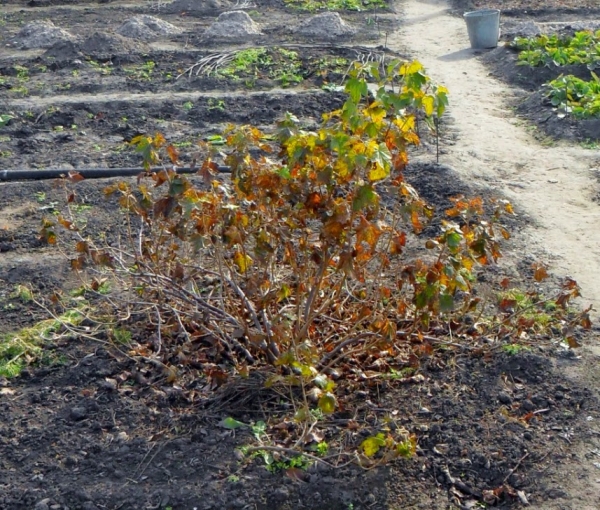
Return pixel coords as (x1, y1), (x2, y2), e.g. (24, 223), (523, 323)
(422, 95), (435, 117)
(361, 433), (386, 457)
(318, 392), (336, 414)
(394, 115), (415, 133)
(233, 251), (252, 273)
(368, 164), (388, 182)
(366, 104), (386, 124)
(400, 61), (423, 75)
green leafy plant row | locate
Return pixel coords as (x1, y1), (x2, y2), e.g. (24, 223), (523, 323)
(512, 30), (600, 69)
(546, 73), (600, 119)
(284, 0), (386, 12)
(512, 31), (600, 119)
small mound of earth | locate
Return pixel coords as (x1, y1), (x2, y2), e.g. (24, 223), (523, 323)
(116, 15), (182, 41)
(80, 31), (149, 58)
(295, 12), (355, 40)
(203, 10), (262, 40)
(11, 20), (77, 49)
(166, 0), (231, 14)
(42, 40), (84, 62)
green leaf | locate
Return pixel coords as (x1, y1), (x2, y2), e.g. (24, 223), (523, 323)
(221, 417), (247, 429)
(251, 420), (267, 440)
(353, 185), (378, 212)
(277, 165), (291, 179)
(0, 114), (13, 127)
(446, 231), (462, 250)
(440, 293), (454, 312)
(345, 77), (368, 103)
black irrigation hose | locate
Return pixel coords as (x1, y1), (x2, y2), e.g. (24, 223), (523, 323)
(0, 166), (232, 182)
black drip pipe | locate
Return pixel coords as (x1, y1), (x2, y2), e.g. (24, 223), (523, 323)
(0, 166), (232, 182)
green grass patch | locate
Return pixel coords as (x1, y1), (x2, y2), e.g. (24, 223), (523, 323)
(0, 308), (84, 378)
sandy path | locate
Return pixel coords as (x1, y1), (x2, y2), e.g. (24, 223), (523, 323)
(393, 2), (600, 508)
(391, 0), (600, 321)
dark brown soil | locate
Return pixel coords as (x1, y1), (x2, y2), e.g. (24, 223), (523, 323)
(1, 160), (597, 509)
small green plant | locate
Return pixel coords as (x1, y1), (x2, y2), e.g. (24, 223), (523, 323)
(315, 441), (329, 455)
(502, 344), (529, 355)
(266, 453), (311, 473)
(207, 98), (226, 111)
(182, 101), (194, 111)
(87, 59), (112, 75)
(580, 138), (599, 149)
(111, 327), (131, 344)
(14, 65), (29, 80)
(11, 285), (33, 303)
(0, 114), (13, 127)
(546, 73), (600, 119)
(385, 367), (416, 379)
(251, 420), (267, 440)
(218, 48), (272, 79)
(10, 85), (28, 96)
(125, 61), (155, 81)
(73, 204), (93, 214)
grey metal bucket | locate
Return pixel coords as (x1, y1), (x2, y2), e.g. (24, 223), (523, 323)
(464, 9), (500, 49)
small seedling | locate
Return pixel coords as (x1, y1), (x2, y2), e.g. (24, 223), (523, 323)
(502, 344), (529, 355)
(111, 327), (131, 344)
(0, 114), (13, 127)
(11, 285), (33, 303)
(207, 98), (226, 111)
